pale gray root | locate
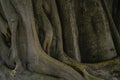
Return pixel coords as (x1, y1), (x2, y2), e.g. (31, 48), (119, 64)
(0, 0), (24, 72)
(11, 0), (85, 80)
(46, 0), (83, 71)
(40, 11), (53, 55)
(16, 18), (28, 68)
(47, 0), (64, 57)
(33, 0), (53, 55)
(0, 65), (65, 80)
(56, 0), (81, 62)
(101, 0), (120, 55)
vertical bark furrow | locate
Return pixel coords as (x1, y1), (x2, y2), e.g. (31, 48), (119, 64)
(56, 0), (81, 62)
(76, 0), (117, 62)
(33, 0), (53, 55)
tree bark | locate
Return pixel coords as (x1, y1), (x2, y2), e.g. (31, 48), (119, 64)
(0, 0), (120, 80)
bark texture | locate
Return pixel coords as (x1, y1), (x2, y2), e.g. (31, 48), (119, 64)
(0, 0), (120, 80)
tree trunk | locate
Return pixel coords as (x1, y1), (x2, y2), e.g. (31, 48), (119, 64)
(0, 0), (120, 80)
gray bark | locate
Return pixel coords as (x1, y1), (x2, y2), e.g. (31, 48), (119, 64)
(0, 0), (120, 80)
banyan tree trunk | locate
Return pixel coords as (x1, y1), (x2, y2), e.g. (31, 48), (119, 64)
(0, 0), (120, 80)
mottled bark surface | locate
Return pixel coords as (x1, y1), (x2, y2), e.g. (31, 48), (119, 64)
(0, 0), (120, 80)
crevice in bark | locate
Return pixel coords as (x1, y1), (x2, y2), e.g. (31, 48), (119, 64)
(0, 33), (14, 69)
(56, 0), (81, 62)
(33, 0), (53, 55)
(0, 15), (11, 46)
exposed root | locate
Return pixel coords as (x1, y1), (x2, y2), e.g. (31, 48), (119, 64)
(41, 10), (53, 55)
(83, 69), (104, 80)
(0, 65), (66, 80)
(0, 0), (119, 80)
(1, 0), (24, 72)
(58, 53), (120, 80)
(33, 0), (53, 55)
(10, 0), (85, 80)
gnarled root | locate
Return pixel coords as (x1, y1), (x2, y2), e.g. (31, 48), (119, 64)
(0, 0), (24, 73)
